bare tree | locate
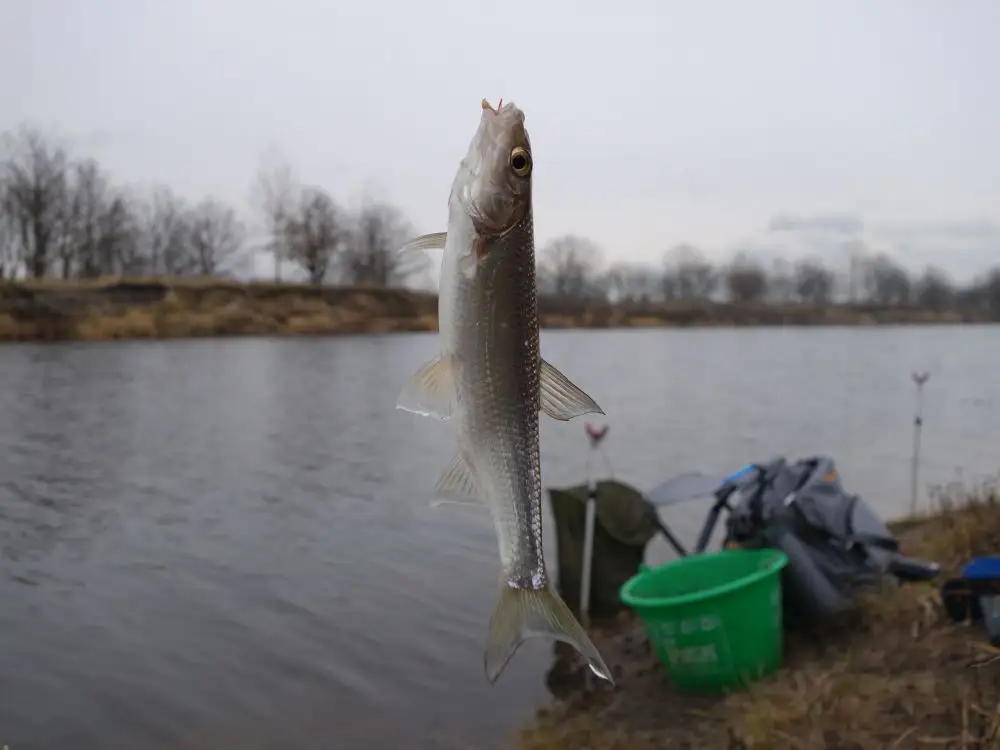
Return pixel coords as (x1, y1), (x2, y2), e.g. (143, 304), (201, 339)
(1, 128), (70, 278)
(955, 268), (1000, 316)
(341, 200), (425, 286)
(661, 271), (678, 301)
(252, 155), (299, 282)
(663, 244), (717, 300)
(766, 257), (796, 303)
(843, 240), (868, 303)
(65, 160), (138, 278)
(725, 252), (769, 303)
(913, 266), (955, 311)
(187, 199), (244, 276)
(861, 254), (911, 305)
(109, 197), (145, 277)
(283, 186), (341, 284)
(135, 187), (193, 276)
(52, 174), (80, 279)
(604, 263), (663, 303)
(538, 234), (604, 298)
(794, 258), (834, 305)
(0, 180), (17, 278)
(985, 268), (1000, 316)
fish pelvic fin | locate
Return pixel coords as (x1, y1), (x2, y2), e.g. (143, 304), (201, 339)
(539, 358), (605, 421)
(396, 354), (455, 420)
(398, 232), (447, 254)
(484, 580), (614, 686)
(429, 499), (488, 510)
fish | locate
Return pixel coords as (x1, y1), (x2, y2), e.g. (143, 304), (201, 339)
(396, 98), (614, 686)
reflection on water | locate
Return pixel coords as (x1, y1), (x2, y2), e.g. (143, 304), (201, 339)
(0, 327), (997, 749)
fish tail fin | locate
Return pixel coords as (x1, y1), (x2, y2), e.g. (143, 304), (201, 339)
(484, 580), (614, 685)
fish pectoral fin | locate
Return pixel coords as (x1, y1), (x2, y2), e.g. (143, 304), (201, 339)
(484, 581), (614, 685)
(433, 453), (482, 503)
(398, 232), (447, 254)
(539, 359), (605, 421)
(396, 354), (456, 420)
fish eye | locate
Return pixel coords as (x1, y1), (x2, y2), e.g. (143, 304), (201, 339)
(509, 147), (532, 177)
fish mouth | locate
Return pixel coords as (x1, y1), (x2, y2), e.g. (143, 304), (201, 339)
(481, 97), (517, 118)
(480, 98), (524, 132)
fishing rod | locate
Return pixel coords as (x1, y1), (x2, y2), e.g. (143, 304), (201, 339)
(578, 421), (612, 692)
(580, 421), (612, 634)
(909, 370), (930, 515)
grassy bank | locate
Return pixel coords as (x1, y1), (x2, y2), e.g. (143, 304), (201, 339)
(518, 486), (1000, 750)
(0, 277), (993, 342)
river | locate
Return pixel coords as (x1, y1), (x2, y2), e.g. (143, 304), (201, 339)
(0, 326), (998, 749)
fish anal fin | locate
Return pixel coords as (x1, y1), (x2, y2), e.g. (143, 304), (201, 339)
(539, 359), (604, 421)
(397, 354), (455, 420)
(484, 581), (614, 685)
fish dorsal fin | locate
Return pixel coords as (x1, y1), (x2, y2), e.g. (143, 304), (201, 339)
(433, 453), (484, 504)
(539, 358), (604, 421)
(398, 232), (447, 254)
(397, 354), (456, 420)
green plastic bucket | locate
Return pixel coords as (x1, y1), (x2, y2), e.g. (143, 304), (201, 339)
(619, 548), (788, 693)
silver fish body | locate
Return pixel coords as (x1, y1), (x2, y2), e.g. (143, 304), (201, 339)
(397, 100), (613, 685)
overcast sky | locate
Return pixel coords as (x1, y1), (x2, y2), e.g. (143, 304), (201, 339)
(4, 0), (999, 281)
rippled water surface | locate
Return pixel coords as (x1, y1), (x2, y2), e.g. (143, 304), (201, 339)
(0, 326), (998, 749)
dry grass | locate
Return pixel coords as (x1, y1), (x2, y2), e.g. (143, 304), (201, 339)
(0, 277), (439, 341)
(518, 485), (1000, 750)
(0, 277), (993, 342)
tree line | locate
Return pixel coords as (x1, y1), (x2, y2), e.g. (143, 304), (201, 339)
(0, 126), (428, 286)
(2, 124), (997, 315)
(536, 237), (1000, 314)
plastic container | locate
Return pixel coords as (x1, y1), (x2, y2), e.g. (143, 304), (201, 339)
(962, 557), (1000, 645)
(619, 548), (788, 693)
(962, 556), (1000, 580)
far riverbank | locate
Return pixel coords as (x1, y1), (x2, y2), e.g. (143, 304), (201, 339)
(0, 278), (993, 342)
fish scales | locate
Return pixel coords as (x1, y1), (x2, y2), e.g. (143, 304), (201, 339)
(459, 210), (539, 576)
